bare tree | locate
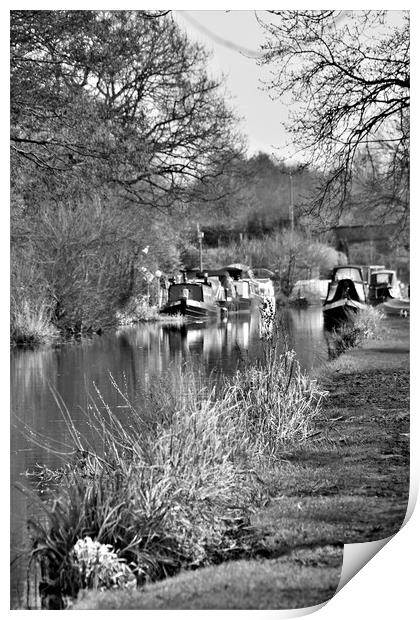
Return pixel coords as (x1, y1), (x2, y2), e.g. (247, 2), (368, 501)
(10, 10), (244, 211)
(258, 10), (409, 229)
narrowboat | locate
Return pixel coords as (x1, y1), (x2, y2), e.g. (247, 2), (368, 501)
(323, 265), (367, 329)
(222, 264), (263, 312)
(183, 265), (263, 314)
(159, 280), (220, 320)
(368, 269), (401, 305)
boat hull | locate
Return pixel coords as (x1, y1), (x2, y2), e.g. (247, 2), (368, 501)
(378, 298), (410, 317)
(160, 298), (219, 320)
(323, 299), (365, 330)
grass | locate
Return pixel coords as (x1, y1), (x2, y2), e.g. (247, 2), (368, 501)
(10, 297), (59, 346)
(22, 331), (325, 608)
(230, 346), (327, 456)
(116, 298), (160, 324)
(116, 299), (187, 326)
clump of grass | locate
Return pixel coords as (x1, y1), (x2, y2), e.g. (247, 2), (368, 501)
(353, 305), (384, 339)
(327, 306), (384, 359)
(230, 345), (326, 456)
(116, 297), (160, 325)
(117, 299), (187, 326)
(11, 297), (59, 346)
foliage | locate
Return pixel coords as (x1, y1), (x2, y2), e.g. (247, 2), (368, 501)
(10, 10), (244, 335)
(259, 11), (409, 230)
(194, 153), (322, 245)
(24, 375), (259, 607)
(10, 297), (59, 346)
(11, 191), (187, 335)
(10, 246), (58, 344)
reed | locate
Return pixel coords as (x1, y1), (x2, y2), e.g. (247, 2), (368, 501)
(11, 297), (59, 346)
(229, 343), (326, 456)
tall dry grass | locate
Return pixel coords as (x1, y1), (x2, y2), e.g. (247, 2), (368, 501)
(11, 297), (59, 346)
(230, 345), (326, 457)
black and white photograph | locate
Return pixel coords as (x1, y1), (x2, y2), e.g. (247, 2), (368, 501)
(9, 7), (411, 612)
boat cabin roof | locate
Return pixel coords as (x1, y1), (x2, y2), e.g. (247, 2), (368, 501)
(332, 265), (364, 281)
(182, 265), (254, 281)
(253, 267), (275, 278)
(370, 269), (396, 275)
(223, 264), (254, 279)
(369, 270), (397, 285)
(183, 269), (230, 279)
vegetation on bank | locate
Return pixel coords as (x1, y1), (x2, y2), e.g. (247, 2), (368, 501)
(325, 306), (384, 359)
(74, 316), (408, 611)
(22, 331), (326, 609)
(18, 305), (385, 609)
(10, 227), (341, 345)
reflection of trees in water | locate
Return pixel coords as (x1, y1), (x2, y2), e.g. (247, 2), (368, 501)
(281, 307), (327, 369)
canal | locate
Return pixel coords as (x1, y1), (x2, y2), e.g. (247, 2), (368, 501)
(10, 306), (328, 608)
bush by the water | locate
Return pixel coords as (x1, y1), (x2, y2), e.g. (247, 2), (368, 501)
(327, 306), (384, 358)
(23, 335), (325, 608)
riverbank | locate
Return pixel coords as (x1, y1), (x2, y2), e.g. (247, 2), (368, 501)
(74, 315), (409, 610)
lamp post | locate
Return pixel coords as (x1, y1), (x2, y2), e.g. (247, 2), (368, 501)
(197, 224), (204, 271)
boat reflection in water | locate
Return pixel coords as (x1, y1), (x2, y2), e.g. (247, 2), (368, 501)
(116, 312), (258, 381)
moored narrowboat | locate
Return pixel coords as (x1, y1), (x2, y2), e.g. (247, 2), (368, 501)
(368, 269), (401, 305)
(159, 280), (220, 320)
(323, 265), (367, 329)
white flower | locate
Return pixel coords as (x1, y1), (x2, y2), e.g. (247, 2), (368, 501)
(72, 537), (136, 591)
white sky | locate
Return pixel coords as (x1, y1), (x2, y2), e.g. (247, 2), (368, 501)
(173, 10), (292, 159)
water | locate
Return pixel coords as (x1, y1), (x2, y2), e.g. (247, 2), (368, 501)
(10, 306), (328, 608)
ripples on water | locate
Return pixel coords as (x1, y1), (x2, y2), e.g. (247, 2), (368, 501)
(10, 306), (328, 608)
